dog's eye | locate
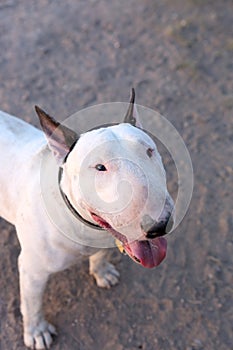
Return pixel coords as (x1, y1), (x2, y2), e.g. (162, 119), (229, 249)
(146, 148), (154, 158)
(95, 164), (107, 171)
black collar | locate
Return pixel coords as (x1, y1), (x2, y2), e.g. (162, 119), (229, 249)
(58, 167), (104, 231)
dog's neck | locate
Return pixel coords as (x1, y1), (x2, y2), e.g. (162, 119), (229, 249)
(58, 167), (104, 231)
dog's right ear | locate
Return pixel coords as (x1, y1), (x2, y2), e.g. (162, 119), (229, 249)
(123, 88), (142, 128)
(35, 106), (79, 165)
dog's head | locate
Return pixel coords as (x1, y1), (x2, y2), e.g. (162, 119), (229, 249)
(35, 90), (174, 268)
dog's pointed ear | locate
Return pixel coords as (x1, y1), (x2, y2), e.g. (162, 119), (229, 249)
(35, 106), (79, 165)
(123, 88), (142, 128)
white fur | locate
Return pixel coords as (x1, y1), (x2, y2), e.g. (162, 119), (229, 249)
(0, 109), (172, 349)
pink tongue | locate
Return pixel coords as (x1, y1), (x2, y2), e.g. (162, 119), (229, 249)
(126, 237), (167, 268)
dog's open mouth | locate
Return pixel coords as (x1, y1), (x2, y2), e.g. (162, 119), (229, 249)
(91, 213), (167, 268)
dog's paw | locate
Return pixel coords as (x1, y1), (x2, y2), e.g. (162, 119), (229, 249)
(24, 320), (57, 349)
(90, 262), (120, 289)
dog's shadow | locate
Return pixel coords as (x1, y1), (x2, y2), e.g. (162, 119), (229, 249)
(0, 220), (23, 349)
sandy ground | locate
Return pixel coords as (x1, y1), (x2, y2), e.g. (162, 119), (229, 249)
(0, 1), (232, 349)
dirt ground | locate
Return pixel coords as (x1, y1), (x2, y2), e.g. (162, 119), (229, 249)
(0, 0), (232, 349)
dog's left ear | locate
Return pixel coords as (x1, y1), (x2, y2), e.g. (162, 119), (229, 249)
(35, 106), (78, 165)
(123, 88), (142, 128)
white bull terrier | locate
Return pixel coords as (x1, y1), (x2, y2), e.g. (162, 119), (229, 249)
(0, 89), (174, 349)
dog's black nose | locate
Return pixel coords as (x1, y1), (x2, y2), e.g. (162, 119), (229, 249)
(141, 214), (173, 239)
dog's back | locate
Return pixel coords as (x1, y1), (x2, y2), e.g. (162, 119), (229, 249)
(0, 111), (45, 223)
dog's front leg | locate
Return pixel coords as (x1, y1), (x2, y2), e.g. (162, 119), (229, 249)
(89, 249), (120, 289)
(18, 253), (57, 349)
